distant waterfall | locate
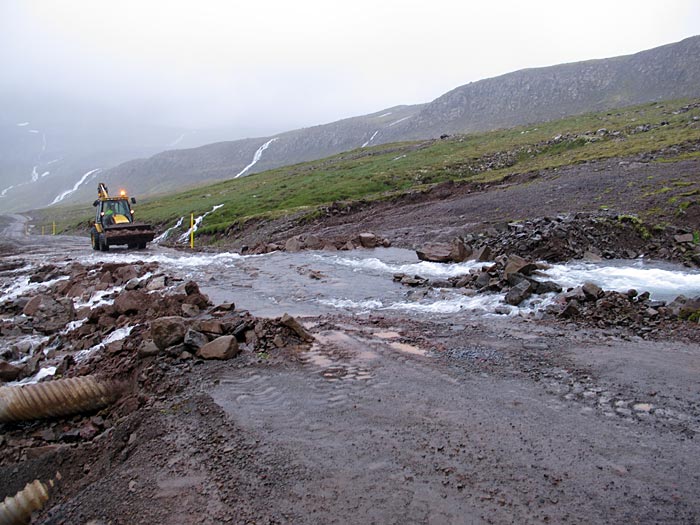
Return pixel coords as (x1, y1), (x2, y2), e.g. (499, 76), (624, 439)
(234, 138), (278, 178)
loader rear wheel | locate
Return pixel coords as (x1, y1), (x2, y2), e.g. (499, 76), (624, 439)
(91, 230), (99, 251)
(100, 234), (109, 252)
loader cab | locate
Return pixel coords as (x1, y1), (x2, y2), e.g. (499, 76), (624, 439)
(96, 198), (134, 226)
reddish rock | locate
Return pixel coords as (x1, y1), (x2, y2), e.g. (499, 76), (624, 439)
(150, 316), (187, 350)
(358, 233), (378, 248)
(23, 295), (42, 316)
(0, 360), (21, 381)
(114, 290), (150, 315)
(281, 313), (314, 342)
(285, 236), (304, 252)
(198, 319), (224, 335)
(197, 335), (240, 360)
(416, 243), (453, 263)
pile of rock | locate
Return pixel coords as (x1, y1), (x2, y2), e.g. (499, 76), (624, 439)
(396, 253), (562, 306)
(448, 213), (699, 266)
(543, 285), (700, 338)
(0, 260), (314, 385)
(247, 231), (391, 254)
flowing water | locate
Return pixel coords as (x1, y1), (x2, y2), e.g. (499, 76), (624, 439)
(70, 246), (700, 319)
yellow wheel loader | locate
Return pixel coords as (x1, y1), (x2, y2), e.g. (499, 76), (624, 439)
(90, 183), (155, 251)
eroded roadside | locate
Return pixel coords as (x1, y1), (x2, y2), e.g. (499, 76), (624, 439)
(1, 216), (699, 524)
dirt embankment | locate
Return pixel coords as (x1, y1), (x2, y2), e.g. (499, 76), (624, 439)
(202, 153), (700, 259)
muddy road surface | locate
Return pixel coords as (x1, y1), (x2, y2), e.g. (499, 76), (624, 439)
(1, 215), (699, 524)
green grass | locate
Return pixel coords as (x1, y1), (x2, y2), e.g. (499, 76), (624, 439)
(46, 97), (700, 238)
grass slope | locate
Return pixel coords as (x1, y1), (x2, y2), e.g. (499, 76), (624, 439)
(40, 98), (700, 238)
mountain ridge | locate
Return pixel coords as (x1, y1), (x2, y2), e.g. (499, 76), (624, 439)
(4, 35), (700, 211)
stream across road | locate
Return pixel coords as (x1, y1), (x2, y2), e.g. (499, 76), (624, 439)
(1, 214), (700, 524)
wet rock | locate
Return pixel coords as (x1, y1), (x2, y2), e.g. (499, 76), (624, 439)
(304, 234), (324, 250)
(24, 296), (75, 334)
(531, 280), (562, 294)
(151, 316), (187, 350)
(181, 303), (200, 317)
(470, 246), (493, 262)
(184, 329), (209, 351)
(285, 236), (304, 252)
(505, 280), (533, 306)
(281, 313), (314, 342)
(114, 290), (150, 315)
(504, 255), (538, 277)
(358, 233), (378, 248)
(416, 240), (468, 263)
(416, 243), (453, 263)
(146, 275), (167, 291)
(198, 319), (224, 335)
(22, 295), (43, 316)
(197, 335), (240, 360)
(0, 360), (21, 382)
(582, 282), (603, 300)
(124, 278), (141, 291)
(115, 265), (138, 283)
(559, 301), (580, 318)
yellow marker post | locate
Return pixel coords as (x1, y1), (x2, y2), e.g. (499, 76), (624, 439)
(190, 213), (195, 249)
(52, 222), (56, 235)
(41, 225), (45, 235)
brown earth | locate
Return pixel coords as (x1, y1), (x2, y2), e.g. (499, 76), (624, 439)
(1, 151), (700, 524)
(213, 155), (700, 257)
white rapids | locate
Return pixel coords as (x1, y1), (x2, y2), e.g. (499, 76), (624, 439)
(81, 247), (700, 319)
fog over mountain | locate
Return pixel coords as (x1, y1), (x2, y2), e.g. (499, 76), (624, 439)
(1, 1), (699, 212)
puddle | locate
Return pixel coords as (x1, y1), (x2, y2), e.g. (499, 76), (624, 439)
(388, 341), (427, 356)
(374, 331), (401, 339)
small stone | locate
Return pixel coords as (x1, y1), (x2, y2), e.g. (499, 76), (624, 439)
(674, 233), (694, 244)
(632, 403), (653, 412)
(138, 340), (160, 357)
(184, 329), (209, 350)
(146, 275), (167, 291)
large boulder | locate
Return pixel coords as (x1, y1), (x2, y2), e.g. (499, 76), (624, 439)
(150, 316), (187, 350)
(416, 243), (464, 263)
(285, 236), (304, 252)
(0, 360), (21, 382)
(358, 233), (378, 249)
(503, 255), (538, 277)
(197, 335), (240, 360)
(114, 290), (151, 315)
(505, 280), (533, 306)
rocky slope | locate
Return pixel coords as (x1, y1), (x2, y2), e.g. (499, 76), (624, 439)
(37, 36), (700, 209)
(385, 35), (700, 140)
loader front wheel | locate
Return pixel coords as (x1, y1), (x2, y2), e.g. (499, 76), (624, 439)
(90, 230), (99, 251)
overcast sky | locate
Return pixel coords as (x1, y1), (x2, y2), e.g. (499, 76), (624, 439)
(2, 0), (699, 137)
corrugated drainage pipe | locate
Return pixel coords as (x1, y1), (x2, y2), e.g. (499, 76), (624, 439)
(0, 478), (56, 525)
(0, 376), (120, 423)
